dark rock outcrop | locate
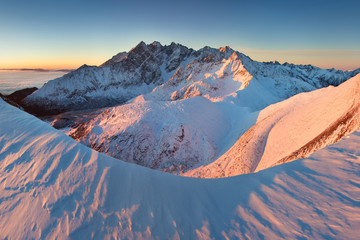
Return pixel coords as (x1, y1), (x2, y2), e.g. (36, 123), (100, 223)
(23, 41), (360, 116)
(7, 87), (38, 104)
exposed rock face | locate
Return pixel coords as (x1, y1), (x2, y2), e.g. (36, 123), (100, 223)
(0, 87), (38, 110)
(70, 74), (360, 177)
(22, 41), (360, 176)
(23, 41), (195, 115)
(7, 87), (38, 104)
(0, 94), (23, 109)
(24, 41), (359, 115)
(69, 54), (360, 175)
(100, 52), (128, 66)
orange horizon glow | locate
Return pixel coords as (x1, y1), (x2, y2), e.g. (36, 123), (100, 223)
(1, 48), (359, 71)
(0, 62), (102, 71)
(0, 55), (109, 71)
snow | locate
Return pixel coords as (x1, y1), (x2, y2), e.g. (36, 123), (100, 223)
(71, 96), (257, 172)
(68, 57), (360, 176)
(187, 74), (360, 177)
(1, 98), (360, 239)
(23, 42), (359, 114)
(19, 42), (360, 179)
(23, 42), (195, 113)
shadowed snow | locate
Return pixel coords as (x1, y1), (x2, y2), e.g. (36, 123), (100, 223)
(1, 98), (360, 239)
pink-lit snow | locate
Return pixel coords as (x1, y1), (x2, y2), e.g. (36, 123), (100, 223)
(1, 97), (360, 239)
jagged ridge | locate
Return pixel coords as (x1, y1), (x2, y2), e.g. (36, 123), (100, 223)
(185, 74), (360, 178)
(23, 41), (359, 115)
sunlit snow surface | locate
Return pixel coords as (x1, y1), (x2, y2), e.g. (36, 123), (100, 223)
(0, 98), (360, 239)
(72, 74), (360, 177)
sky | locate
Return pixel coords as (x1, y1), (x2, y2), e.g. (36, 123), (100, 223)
(0, 0), (359, 70)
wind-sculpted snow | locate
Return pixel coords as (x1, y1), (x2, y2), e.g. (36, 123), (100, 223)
(24, 41), (359, 114)
(1, 98), (360, 239)
(186, 74), (360, 178)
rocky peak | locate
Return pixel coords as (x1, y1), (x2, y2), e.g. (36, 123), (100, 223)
(164, 42), (188, 53)
(151, 41), (162, 47)
(122, 41), (153, 70)
(229, 51), (240, 61)
(164, 43), (194, 72)
(196, 46), (236, 63)
(219, 45), (234, 55)
(148, 41), (163, 53)
(100, 52), (128, 67)
(24, 41), (359, 116)
(129, 41), (149, 55)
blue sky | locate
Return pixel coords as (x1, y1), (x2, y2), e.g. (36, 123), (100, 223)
(0, 0), (359, 70)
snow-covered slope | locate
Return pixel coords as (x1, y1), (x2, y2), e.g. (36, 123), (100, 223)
(24, 41), (359, 114)
(23, 41), (195, 114)
(186, 74), (360, 177)
(71, 96), (257, 173)
(148, 50), (359, 111)
(71, 74), (360, 175)
(23, 41), (360, 177)
(1, 98), (360, 239)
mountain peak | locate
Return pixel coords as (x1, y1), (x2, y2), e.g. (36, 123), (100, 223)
(100, 51), (128, 67)
(127, 41), (150, 58)
(219, 45), (235, 59)
(24, 41), (359, 116)
(219, 45), (233, 53)
(151, 41), (162, 47)
(130, 41), (148, 51)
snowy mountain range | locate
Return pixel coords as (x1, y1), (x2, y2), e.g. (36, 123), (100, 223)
(186, 74), (360, 177)
(24, 41), (195, 114)
(2, 41), (360, 238)
(71, 74), (360, 176)
(24, 41), (360, 176)
(23, 41), (360, 114)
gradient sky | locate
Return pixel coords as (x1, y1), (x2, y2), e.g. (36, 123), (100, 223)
(1, 0), (359, 70)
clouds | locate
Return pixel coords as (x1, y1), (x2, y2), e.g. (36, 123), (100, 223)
(0, 70), (66, 95)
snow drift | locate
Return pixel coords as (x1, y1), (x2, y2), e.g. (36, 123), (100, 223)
(1, 97), (360, 239)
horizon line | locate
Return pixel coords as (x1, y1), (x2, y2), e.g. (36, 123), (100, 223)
(0, 68), (74, 72)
